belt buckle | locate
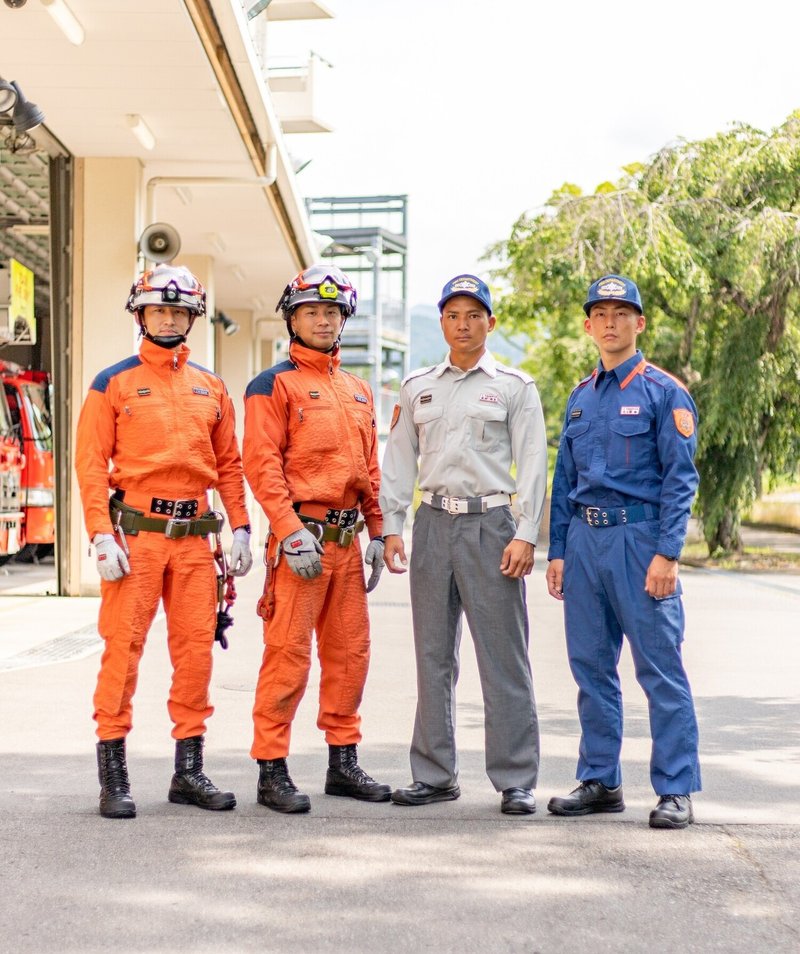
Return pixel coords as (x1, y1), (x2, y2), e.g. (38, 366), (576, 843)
(337, 526), (355, 547)
(443, 496), (463, 515)
(584, 506), (601, 526)
(165, 518), (191, 539)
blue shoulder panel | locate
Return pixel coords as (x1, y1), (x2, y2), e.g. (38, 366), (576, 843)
(246, 359), (297, 398)
(90, 355), (142, 394)
(187, 360), (220, 379)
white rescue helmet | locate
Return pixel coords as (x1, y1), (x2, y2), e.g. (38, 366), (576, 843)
(277, 265), (357, 334)
(126, 264), (207, 317)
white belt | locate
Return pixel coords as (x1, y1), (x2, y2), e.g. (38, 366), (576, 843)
(420, 492), (512, 515)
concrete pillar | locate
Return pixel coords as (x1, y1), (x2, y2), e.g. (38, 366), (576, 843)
(69, 157), (142, 596)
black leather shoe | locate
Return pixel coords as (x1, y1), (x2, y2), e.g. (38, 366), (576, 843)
(501, 787), (536, 814)
(649, 794), (694, 829)
(390, 781), (460, 806)
(547, 779), (625, 816)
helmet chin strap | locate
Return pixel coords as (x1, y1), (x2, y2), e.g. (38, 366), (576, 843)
(138, 315), (195, 349)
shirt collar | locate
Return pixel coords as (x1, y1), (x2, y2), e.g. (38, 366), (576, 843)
(433, 348), (497, 379)
(595, 349), (644, 386)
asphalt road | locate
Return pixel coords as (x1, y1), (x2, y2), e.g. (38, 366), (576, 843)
(1, 552), (798, 953)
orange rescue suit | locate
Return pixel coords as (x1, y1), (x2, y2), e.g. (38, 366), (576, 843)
(243, 340), (382, 759)
(75, 337), (249, 741)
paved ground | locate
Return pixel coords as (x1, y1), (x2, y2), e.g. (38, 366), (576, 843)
(1, 535), (799, 953)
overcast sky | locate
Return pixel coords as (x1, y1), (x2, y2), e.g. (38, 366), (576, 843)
(273, 0), (800, 308)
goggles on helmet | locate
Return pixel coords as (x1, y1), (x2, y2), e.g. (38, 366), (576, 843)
(277, 264), (357, 319)
(126, 266), (207, 317)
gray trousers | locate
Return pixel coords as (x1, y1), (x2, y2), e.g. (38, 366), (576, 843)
(408, 503), (540, 791)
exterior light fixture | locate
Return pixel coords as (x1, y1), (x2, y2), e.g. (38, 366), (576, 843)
(0, 78), (17, 113)
(212, 311), (240, 337)
(40, 0), (85, 46)
(126, 114), (155, 151)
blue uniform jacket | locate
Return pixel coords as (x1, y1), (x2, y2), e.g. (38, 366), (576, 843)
(548, 350), (699, 562)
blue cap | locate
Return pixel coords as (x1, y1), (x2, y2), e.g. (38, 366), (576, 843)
(583, 274), (643, 315)
(437, 274), (493, 315)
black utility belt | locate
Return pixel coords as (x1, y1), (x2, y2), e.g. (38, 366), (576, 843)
(297, 514), (365, 547)
(292, 502), (360, 528)
(575, 503), (659, 528)
(110, 498), (223, 539)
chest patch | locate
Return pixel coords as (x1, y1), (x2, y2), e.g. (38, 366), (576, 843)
(137, 388), (151, 397)
(192, 387), (210, 396)
(354, 393), (368, 404)
(479, 392), (500, 404)
(420, 393), (432, 405)
(620, 406), (640, 415)
(570, 408), (582, 419)
(309, 391), (320, 399)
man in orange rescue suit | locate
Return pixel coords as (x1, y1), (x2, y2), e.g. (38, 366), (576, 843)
(75, 264), (253, 820)
(243, 265), (390, 813)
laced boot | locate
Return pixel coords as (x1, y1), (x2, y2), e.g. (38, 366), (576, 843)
(96, 738), (136, 819)
(168, 735), (236, 811)
(257, 758), (311, 813)
(325, 744), (391, 802)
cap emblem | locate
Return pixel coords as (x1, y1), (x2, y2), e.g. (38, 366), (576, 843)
(451, 277), (479, 294)
(597, 278), (627, 297)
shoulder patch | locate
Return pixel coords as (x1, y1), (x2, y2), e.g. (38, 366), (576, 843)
(673, 408), (695, 438)
(90, 355), (142, 394)
(246, 359), (297, 399)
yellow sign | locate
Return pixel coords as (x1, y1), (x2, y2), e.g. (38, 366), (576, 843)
(10, 258), (35, 344)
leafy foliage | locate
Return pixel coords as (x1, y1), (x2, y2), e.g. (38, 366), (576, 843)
(491, 113), (800, 552)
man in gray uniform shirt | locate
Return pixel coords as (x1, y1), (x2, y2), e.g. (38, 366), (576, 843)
(381, 274), (548, 814)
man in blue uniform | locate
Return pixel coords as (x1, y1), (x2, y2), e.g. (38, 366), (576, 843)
(545, 274), (700, 829)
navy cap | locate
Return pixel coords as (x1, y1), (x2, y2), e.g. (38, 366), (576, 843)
(437, 274), (493, 315)
(583, 274), (643, 315)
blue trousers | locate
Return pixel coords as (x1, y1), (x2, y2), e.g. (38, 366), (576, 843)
(563, 517), (700, 795)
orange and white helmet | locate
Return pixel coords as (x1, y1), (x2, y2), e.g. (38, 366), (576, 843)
(126, 265), (206, 317)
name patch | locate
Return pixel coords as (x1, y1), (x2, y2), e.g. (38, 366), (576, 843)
(354, 393), (368, 404)
(620, 406), (640, 415)
(479, 392), (500, 404)
(137, 388), (151, 397)
(570, 409), (582, 419)
(309, 391), (320, 399)
(420, 393), (433, 405)
(192, 387), (210, 396)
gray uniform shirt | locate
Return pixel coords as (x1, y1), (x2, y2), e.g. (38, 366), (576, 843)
(380, 350), (548, 544)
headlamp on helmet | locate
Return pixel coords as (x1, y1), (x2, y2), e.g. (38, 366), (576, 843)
(126, 264), (207, 317)
(276, 264), (357, 322)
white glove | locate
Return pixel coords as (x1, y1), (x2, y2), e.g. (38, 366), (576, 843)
(93, 533), (130, 582)
(364, 538), (385, 593)
(229, 527), (253, 577)
(282, 527), (324, 580)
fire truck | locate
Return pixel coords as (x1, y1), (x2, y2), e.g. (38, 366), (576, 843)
(0, 360), (54, 563)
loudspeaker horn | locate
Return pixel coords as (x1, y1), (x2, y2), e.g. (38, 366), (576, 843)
(138, 222), (181, 263)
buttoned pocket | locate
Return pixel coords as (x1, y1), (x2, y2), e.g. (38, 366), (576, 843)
(608, 416), (654, 470)
(413, 404), (445, 454)
(565, 418), (591, 469)
(467, 404), (507, 451)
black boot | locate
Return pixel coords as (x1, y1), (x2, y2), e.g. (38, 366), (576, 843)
(325, 744), (391, 802)
(96, 738), (136, 819)
(257, 758), (311, 814)
(168, 736), (236, 811)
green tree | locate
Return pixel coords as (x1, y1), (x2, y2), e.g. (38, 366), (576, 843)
(492, 114), (800, 553)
